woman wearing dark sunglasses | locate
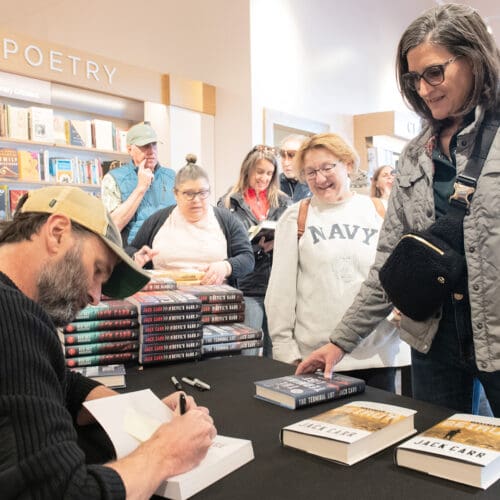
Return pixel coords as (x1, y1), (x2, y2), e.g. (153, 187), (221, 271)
(296, 3), (500, 416)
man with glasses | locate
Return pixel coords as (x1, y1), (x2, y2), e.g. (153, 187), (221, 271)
(279, 134), (311, 202)
(101, 122), (176, 244)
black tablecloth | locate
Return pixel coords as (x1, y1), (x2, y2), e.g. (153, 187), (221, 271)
(118, 356), (498, 500)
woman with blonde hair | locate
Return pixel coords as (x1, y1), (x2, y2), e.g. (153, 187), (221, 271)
(219, 145), (290, 356)
(266, 133), (409, 391)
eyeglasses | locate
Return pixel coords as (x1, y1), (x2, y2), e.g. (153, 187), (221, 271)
(178, 189), (210, 201)
(252, 145), (280, 156)
(280, 149), (297, 161)
(402, 56), (460, 91)
(304, 163), (337, 180)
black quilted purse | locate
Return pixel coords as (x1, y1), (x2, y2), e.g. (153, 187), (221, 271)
(379, 112), (498, 321)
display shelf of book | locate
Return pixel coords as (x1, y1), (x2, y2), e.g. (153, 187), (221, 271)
(0, 137), (130, 158)
(0, 178), (101, 191)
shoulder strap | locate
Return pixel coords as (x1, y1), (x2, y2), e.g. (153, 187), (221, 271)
(297, 198), (311, 240)
(371, 197), (386, 218)
(448, 110), (499, 217)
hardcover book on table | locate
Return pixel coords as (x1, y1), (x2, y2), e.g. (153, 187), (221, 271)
(74, 300), (138, 321)
(179, 284), (244, 303)
(281, 401), (416, 465)
(127, 290), (202, 315)
(71, 363), (126, 388)
(64, 329), (140, 345)
(202, 323), (262, 344)
(63, 318), (140, 333)
(254, 372), (365, 409)
(395, 413), (500, 489)
(84, 389), (254, 500)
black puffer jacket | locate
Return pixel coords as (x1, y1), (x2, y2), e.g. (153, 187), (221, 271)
(218, 191), (290, 296)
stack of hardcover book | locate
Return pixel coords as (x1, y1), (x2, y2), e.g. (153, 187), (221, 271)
(127, 290), (203, 365)
(202, 323), (263, 358)
(179, 285), (246, 325)
(63, 300), (140, 368)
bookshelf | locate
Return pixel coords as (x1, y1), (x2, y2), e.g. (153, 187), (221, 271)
(0, 72), (143, 217)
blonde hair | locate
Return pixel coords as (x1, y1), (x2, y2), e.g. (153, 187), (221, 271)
(224, 146), (281, 208)
(293, 133), (360, 182)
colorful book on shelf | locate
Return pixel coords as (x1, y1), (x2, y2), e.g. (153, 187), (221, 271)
(0, 103), (7, 137)
(6, 104), (29, 140)
(51, 157), (74, 183)
(92, 118), (114, 150)
(17, 150), (41, 181)
(0, 184), (8, 220)
(66, 119), (93, 147)
(29, 106), (54, 143)
(254, 372), (366, 409)
(395, 413), (500, 489)
(248, 220), (276, 243)
(71, 363), (126, 388)
(53, 115), (68, 145)
(84, 389), (254, 500)
(9, 189), (28, 216)
(0, 148), (19, 178)
(281, 401), (416, 466)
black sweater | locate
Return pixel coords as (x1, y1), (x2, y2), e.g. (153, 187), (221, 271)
(0, 272), (125, 499)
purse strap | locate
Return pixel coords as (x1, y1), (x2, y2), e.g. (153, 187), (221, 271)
(297, 197), (311, 240)
(447, 109), (499, 218)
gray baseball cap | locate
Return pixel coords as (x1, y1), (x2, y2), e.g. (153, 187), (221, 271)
(126, 122), (158, 147)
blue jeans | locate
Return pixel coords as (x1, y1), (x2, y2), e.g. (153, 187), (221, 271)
(412, 293), (500, 416)
(243, 296), (272, 357)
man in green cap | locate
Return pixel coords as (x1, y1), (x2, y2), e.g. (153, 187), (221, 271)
(101, 121), (176, 244)
(0, 186), (216, 499)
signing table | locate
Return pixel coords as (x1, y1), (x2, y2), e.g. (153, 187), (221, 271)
(120, 356), (498, 500)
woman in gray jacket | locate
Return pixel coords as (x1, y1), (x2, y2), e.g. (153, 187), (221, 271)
(297, 4), (500, 416)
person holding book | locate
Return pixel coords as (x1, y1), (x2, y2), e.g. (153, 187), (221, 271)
(101, 121), (176, 245)
(218, 145), (291, 356)
(127, 155), (254, 287)
(0, 186), (216, 499)
(296, 4), (500, 416)
(279, 134), (311, 202)
(265, 133), (409, 391)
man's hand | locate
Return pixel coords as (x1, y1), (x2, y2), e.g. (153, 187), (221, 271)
(133, 245), (158, 268)
(107, 397), (216, 498)
(295, 342), (346, 379)
(137, 159), (154, 193)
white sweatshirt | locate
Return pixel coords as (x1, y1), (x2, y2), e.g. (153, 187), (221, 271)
(265, 193), (410, 370)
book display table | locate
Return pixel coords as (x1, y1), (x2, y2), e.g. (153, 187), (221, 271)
(122, 356), (499, 499)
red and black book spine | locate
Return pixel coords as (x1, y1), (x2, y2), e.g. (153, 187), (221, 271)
(64, 329), (139, 345)
(65, 352), (138, 368)
(63, 318), (140, 333)
(201, 302), (244, 314)
(140, 321), (202, 334)
(139, 349), (201, 365)
(201, 313), (245, 324)
(65, 340), (140, 357)
(141, 330), (203, 344)
(74, 300), (138, 321)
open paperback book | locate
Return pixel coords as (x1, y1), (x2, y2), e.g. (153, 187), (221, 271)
(84, 389), (254, 500)
(248, 220), (276, 244)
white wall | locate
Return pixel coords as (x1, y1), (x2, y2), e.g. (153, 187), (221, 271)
(250, 0), (499, 145)
(2, 0), (498, 194)
(1, 0), (252, 198)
